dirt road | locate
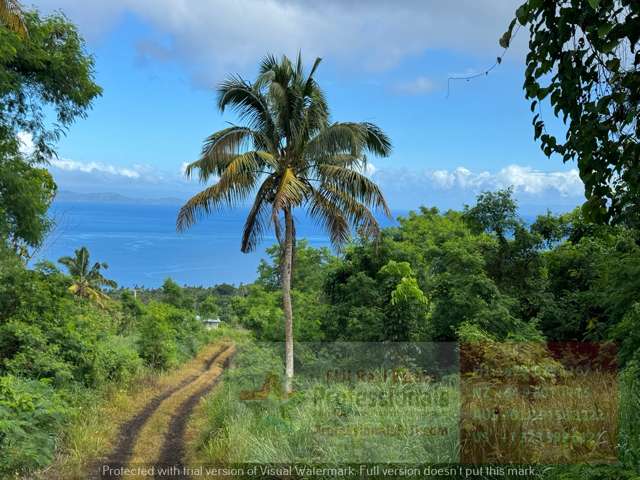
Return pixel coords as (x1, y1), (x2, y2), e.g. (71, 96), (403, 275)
(97, 343), (235, 479)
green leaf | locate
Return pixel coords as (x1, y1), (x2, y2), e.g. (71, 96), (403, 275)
(587, 0), (600, 10)
(597, 23), (613, 38)
(516, 4), (530, 25)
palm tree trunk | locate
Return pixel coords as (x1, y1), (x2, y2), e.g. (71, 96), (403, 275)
(282, 207), (295, 394)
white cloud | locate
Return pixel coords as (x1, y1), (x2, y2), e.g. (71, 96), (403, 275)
(17, 131), (35, 156)
(31, 0), (523, 83)
(45, 155), (203, 199)
(19, 132), (152, 181)
(492, 165), (582, 197)
(51, 158), (142, 179)
(373, 164), (584, 198)
(394, 77), (437, 95)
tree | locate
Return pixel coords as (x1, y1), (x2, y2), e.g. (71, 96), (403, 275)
(257, 240), (336, 293)
(378, 260), (429, 341)
(161, 278), (189, 309)
(531, 210), (570, 248)
(0, 11), (101, 160)
(177, 54), (392, 392)
(501, 0), (640, 225)
(58, 247), (117, 306)
(463, 188), (519, 242)
(0, 155), (55, 256)
(0, 0), (26, 37)
(0, 9), (101, 254)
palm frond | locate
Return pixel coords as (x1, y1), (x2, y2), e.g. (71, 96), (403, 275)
(259, 53), (280, 76)
(306, 122), (364, 159)
(186, 126), (253, 181)
(217, 76), (276, 146)
(289, 87), (329, 156)
(99, 277), (118, 289)
(317, 164), (391, 216)
(295, 51), (304, 79)
(307, 188), (350, 246)
(241, 176), (277, 253)
(305, 57), (323, 94)
(359, 122), (393, 157)
(273, 167), (308, 212)
(306, 121), (393, 161)
(78, 247), (89, 276)
(177, 160), (259, 231)
(255, 151), (278, 170)
(322, 184), (381, 239)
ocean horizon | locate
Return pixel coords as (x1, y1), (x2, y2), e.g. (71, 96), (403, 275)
(35, 201), (401, 288)
(35, 200), (562, 288)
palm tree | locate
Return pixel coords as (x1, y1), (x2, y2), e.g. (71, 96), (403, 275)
(177, 54), (392, 392)
(58, 246), (117, 306)
(0, 0), (27, 37)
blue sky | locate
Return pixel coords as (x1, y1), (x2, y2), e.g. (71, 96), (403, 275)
(28, 0), (584, 214)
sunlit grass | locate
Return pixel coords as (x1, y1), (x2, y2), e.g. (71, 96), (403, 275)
(189, 342), (628, 474)
(39, 339), (234, 480)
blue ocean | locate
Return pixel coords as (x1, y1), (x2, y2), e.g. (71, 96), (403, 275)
(35, 202), (400, 288)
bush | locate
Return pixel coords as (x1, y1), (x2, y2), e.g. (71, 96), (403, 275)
(137, 314), (178, 370)
(0, 375), (67, 476)
(89, 336), (143, 386)
(457, 322), (566, 387)
(611, 303), (640, 368)
(1, 319), (76, 386)
(140, 301), (209, 365)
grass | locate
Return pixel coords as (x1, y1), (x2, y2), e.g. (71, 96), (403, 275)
(37, 334), (237, 480)
(186, 341), (638, 480)
(127, 345), (235, 473)
(189, 342), (460, 466)
(460, 370), (620, 464)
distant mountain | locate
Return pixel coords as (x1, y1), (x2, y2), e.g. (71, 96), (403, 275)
(55, 191), (183, 205)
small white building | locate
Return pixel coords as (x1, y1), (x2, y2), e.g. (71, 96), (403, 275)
(202, 317), (222, 330)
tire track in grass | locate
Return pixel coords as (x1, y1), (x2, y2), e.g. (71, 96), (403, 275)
(101, 344), (231, 474)
(154, 349), (236, 478)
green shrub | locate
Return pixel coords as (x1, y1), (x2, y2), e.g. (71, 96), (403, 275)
(611, 303), (640, 368)
(1, 319), (76, 385)
(137, 314), (178, 370)
(89, 336), (143, 386)
(457, 322), (566, 386)
(0, 375), (67, 476)
(141, 301), (208, 364)
(167, 310), (207, 360)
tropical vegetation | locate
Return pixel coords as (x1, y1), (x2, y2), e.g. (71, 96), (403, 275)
(177, 53), (391, 392)
(0, 0), (639, 478)
(502, 0), (640, 225)
(58, 247), (117, 306)
(192, 192), (640, 477)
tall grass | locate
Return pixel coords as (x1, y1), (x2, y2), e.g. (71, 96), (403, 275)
(191, 343), (459, 465)
(190, 341), (640, 480)
(460, 371), (619, 464)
